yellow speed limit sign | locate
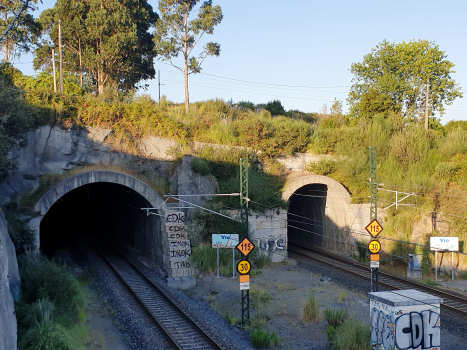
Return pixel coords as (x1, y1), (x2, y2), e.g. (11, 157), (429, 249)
(368, 240), (381, 254)
(237, 260), (251, 275)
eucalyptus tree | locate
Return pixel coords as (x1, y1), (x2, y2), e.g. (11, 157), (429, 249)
(154, 0), (223, 113)
(0, 0), (40, 63)
(34, 0), (158, 94)
(348, 40), (463, 128)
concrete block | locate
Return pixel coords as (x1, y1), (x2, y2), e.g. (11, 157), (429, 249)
(368, 289), (442, 350)
(166, 276), (182, 289)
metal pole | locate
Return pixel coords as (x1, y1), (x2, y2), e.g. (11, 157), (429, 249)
(52, 49), (56, 93)
(216, 247), (219, 278)
(158, 70), (160, 102)
(240, 158), (250, 326)
(435, 251), (437, 280)
(369, 146), (378, 292)
(232, 248), (235, 278)
(452, 251), (454, 280)
(58, 19), (63, 92)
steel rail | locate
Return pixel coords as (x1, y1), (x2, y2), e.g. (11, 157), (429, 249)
(288, 243), (467, 317)
(92, 242), (223, 350)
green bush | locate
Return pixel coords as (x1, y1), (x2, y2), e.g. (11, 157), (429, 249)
(250, 328), (281, 349)
(18, 252), (84, 325)
(439, 127), (467, 158)
(435, 162), (457, 184)
(190, 244), (234, 272)
(306, 158), (337, 176)
(331, 319), (370, 350)
(18, 299), (85, 350)
(324, 308), (349, 328)
(191, 157), (211, 176)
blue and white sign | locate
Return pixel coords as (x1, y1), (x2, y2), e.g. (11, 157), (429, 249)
(430, 237), (459, 251)
(212, 234), (239, 248)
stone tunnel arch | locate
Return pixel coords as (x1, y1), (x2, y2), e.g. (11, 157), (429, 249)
(30, 171), (166, 265)
(282, 175), (353, 253)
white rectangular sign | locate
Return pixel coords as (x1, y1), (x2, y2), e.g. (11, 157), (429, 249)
(370, 261), (380, 268)
(430, 237), (459, 251)
(240, 282), (250, 290)
(212, 234), (239, 248)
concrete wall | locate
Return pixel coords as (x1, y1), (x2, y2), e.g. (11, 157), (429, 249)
(0, 212), (19, 350)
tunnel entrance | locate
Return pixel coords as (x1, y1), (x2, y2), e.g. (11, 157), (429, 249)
(287, 183), (328, 248)
(39, 182), (162, 264)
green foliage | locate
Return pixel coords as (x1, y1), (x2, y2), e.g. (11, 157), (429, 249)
(1, 202), (35, 254)
(223, 311), (241, 326)
(331, 319), (371, 350)
(439, 127), (467, 158)
(17, 252), (84, 326)
(306, 158), (337, 176)
(264, 100), (286, 116)
(35, 0), (158, 93)
(324, 307), (349, 328)
(191, 157), (211, 176)
(301, 294), (320, 323)
(250, 328), (281, 349)
(0, 65), (47, 181)
(0, 0), (41, 63)
(18, 299), (85, 350)
(349, 39), (462, 120)
(154, 0), (223, 112)
(326, 324), (337, 342)
(190, 244), (233, 272)
(445, 120), (467, 134)
(434, 162), (457, 185)
(236, 101), (256, 111)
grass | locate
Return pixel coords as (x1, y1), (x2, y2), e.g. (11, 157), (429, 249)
(421, 278), (440, 286)
(331, 319), (371, 350)
(337, 291), (346, 304)
(300, 294), (320, 323)
(250, 287), (272, 305)
(324, 307), (349, 328)
(224, 311), (241, 326)
(250, 328), (281, 349)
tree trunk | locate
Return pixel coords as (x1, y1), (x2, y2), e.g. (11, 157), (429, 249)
(184, 59), (189, 114)
(183, 5), (189, 114)
(79, 37), (83, 87)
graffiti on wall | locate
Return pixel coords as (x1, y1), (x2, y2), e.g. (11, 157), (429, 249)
(254, 236), (286, 252)
(165, 212), (185, 225)
(171, 259), (191, 269)
(170, 248), (191, 258)
(371, 304), (440, 350)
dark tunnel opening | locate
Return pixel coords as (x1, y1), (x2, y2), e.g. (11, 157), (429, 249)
(40, 182), (161, 263)
(287, 183), (328, 248)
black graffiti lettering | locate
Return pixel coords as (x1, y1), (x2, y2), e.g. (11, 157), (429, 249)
(172, 260), (191, 269)
(168, 225), (186, 232)
(170, 249), (191, 258)
(169, 241), (190, 248)
(165, 213), (185, 224)
(168, 233), (187, 239)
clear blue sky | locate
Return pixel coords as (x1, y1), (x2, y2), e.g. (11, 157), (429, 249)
(12, 0), (467, 124)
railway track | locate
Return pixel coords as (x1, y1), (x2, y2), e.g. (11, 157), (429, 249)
(288, 243), (467, 318)
(92, 243), (224, 350)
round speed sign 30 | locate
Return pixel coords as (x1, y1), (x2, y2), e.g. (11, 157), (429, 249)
(368, 240), (381, 254)
(237, 260), (251, 275)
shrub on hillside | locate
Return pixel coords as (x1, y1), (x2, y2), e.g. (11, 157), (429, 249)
(17, 251), (84, 325)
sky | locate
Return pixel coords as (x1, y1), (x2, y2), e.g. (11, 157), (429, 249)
(11, 0), (467, 124)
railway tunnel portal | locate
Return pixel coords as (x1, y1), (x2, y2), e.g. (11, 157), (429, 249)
(31, 171), (166, 266)
(282, 175), (354, 254)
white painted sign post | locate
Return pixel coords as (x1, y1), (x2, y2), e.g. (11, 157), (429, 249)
(430, 237), (459, 280)
(212, 234), (239, 278)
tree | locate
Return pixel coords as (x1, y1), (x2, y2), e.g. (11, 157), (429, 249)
(0, 0), (40, 63)
(264, 99), (286, 116)
(348, 40), (463, 127)
(153, 0), (223, 113)
(34, 0), (158, 94)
